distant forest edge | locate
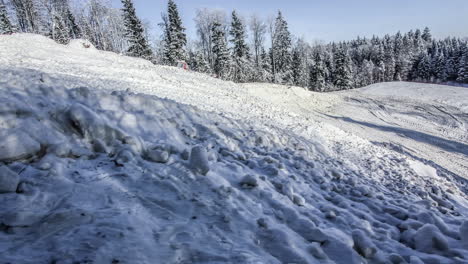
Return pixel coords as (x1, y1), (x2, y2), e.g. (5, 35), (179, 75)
(1, 0), (467, 91)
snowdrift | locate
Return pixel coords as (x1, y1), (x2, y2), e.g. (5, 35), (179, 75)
(0, 34), (468, 264)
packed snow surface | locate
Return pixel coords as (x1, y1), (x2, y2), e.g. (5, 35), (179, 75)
(0, 34), (467, 264)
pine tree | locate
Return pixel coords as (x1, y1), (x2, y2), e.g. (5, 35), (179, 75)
(422, 27), (432, 42)
(433, 52), (447, 81)
(383, 36), (395, 81)
(333, 47), (352, 89)
(188, 50), (211, 73)
(65, 8), (81, 39)
(446, 44), (459, 81)
(121, 0), (154, 60)
(229, 10), (251, 82)
(416, 53), (431, 81)
(211, 21), (230, 79)
(309, 52), (326, 91)
(291, 45), (308, 87)
(0, 0), (14, 34)
(163, 0), (186, 65)
(272, 11), (292, 84)
(259, 47), (272, 82)
(457, 47), (468, 83)
(53, 14), (70, 44)
(360, 60), (375, 86)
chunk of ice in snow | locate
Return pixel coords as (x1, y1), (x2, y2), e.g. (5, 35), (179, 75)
(66, 103), (126, 144)
(146, 149), (170, 163)
(352, 229), (377, 258)
(322, 236), (363, 264)
(414, 224), (448, 253)
(240, 175), (258, 189)
(189, 146), (210, 175)
(292, 194), (305, 206)
(0, 130), (41, 162)
(0, 166), (20, 193)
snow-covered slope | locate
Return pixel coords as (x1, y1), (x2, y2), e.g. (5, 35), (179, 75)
(328, 83), (468, 179)
(0, 34), (467, 264)
(358, 82), (468, 112)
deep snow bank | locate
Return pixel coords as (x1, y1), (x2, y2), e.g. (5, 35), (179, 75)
(0, 34), (468, 264)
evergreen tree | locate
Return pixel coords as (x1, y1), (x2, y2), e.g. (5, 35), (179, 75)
(333, 47), (352, 89)
(373, 45), (386, 83)
(422, 27), (432, 42)
(211, 21), (230, 79)
(457, 47), (468, 83)
(65, 8), (81, 39)
(121, 0), (154, 60)
(272, 11), (292, 84)
(53, 14), (70, 44)
(433, 52), (447, 81)
(309, 52), (326, 91)
(0, 0), (14, 34)
(415, 53), (431, 81)
(188, 50), (211, 73)
(291, 48), (304, 86)
(229, 10), (251, 82)
(383, 36), (396, 81)
(446, 49), (459, 81)
(259, 47), (272, 82)
(359, 60), (375, 86)
(163, 0), (186, 65)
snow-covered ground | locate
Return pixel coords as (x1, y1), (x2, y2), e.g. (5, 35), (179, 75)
(0, 34), (467, 264)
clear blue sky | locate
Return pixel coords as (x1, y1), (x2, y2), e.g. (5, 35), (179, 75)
(111, 0), (468, 43)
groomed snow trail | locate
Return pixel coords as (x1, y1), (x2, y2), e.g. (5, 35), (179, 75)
(0, 34), (467, 264)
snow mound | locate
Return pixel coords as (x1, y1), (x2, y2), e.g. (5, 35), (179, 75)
(0, 34), (467, 264)
(67, 39), (96, 50)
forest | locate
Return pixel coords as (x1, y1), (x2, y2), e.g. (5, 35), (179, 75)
(1, 0), (467, 91)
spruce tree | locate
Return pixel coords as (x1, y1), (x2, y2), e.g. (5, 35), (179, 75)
(309, 52), (326, 92)
(121, 0), (154, 60)
(230, 10), (251, 82)
(416, 53), (431, 81)
(65, 8), (81, 39)
(360, 60), (375, 86)
(272, 11), (292, 84)
(259, 47), (272, 82)
(291, 47), (307, 87)
(457, 47), (468, 83)
(446, 47), (459, 81)
(422, 27), (432, 42)
(53, 14), (70, 44)
(163, 0), (186, 65)
(211, 21), (230, 79)
(0, 0), (14, 34)
(333, 47), (352, 89)
(188, 50), (211, 73)
(434, 52), (447, 81)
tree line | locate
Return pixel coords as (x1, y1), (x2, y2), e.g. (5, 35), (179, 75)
(1, 0), (467, 91)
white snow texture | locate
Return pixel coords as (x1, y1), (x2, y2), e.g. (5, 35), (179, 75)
(0, 34), (467, 264)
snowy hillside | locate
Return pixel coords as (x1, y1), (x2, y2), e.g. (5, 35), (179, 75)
(1, 34), (468, 264)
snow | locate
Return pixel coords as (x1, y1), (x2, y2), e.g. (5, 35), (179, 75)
(0, 34), (467, 264)
(0, 130), (41, 162)
(358, 82), (468, 112)
(0, 166), (19, 193)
